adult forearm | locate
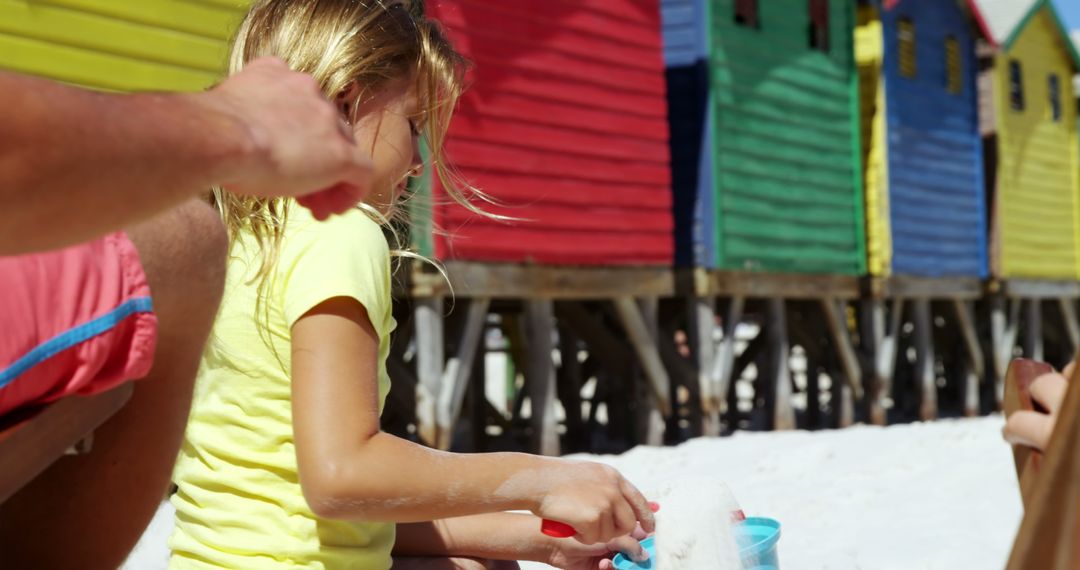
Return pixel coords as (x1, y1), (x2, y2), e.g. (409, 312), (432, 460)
(0, 72), (253, 253)
(304, 432), (561, 523)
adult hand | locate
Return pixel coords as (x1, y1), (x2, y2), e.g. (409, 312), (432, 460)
(200, 57), (373, 219)
(1004, 361), (1074, 452)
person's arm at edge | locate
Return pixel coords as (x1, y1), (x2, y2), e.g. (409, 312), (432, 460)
(0, 58), (370, 253)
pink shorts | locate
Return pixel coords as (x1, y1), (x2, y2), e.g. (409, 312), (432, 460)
(0, 233), (158, 418)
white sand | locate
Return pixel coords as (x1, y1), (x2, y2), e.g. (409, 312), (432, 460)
(127, 416), (1022, 569)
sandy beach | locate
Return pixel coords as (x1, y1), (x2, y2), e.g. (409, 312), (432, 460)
(128, 416), (1021, 569)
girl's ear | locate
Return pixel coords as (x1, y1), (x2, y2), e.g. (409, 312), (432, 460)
(334, 81), (363, 123)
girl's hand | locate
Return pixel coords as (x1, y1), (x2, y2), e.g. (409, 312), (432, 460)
(1004, 361), (1073, 452)
(531, 461), (655, 546)
(545, 525), (650, 570)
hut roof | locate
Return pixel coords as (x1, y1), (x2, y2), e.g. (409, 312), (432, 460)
(966, 0), (1080, 69)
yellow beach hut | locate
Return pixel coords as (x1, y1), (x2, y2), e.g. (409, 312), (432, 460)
(0, 1), (248, 92)
(969, 0), (1080, 280)
(1075, 30), (1080, 183)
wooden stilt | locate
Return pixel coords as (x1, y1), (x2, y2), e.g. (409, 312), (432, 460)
(524, 300), (559, 456)
(636, 297), (666, 446)
(952, 299), (985, 417)
(732, 333), (766, 388)
(835, 376), (855, 428)
(806, 353), (821, 429)
(820, 298), (863, 399)
(414, 297), (444, 446)
(860, 298), (902, 425)
(992, 296), (1022, 407)
(555, 303), (634, 376)
(1058, 298), (1080, 356)
(556, 323), (585, 452)
(658, 327), (701, 439)
(690, 296), (719, 435)
(711, 296), (745, 434)
(613, 296), (673, 418)
(382, 314), (419, 438)
(1024, 299), (1044, 362)
(436, 297), (491, 450)
(384, 351), (420, 437)
(469, 333), (488, 452)
(912, 299), (937, 421)
(820, 298), (861, 427)
(766, 298), (795, 430)
(501, 311), (528, 390)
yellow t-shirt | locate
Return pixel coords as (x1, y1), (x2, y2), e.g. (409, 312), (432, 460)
(170, 206), (396, 569)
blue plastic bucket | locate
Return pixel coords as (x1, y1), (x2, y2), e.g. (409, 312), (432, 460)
(737, 517), (781, 570)
(612, 517), (781, 570)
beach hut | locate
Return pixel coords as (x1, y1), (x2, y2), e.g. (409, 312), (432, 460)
(417, 0), (673, 266)
(406, 1), (676, 453)
(0, 1), (245, 92)
(852, 0), (990, 426)
(660, 0), (867, 433)
(662, 0), (865, 275)
(856, 0), (986, 279)
(961, 0), (1080, 416)
(968, 0), (1080, 280)
(1075, 30), (1080, 171)
(661, 0), (714, 268)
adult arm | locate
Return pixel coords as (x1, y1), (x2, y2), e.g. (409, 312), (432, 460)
(0, 58), (371, 253)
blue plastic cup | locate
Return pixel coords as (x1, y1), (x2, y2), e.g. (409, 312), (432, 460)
(612, 536), (656, 570)
(612, 517), (781, 570)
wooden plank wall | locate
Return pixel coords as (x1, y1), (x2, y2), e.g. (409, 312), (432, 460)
(879, 0), (987, 278)
(994, 7), (1080, 280)
(661, 0), (717, 267)
(0, 0), (246, 92)
(425, 1), (674, 266)
(856, 2), (892, 276)
(709, 0), (866, 275)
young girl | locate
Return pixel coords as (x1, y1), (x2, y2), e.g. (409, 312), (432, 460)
(169, 1), (654, 568)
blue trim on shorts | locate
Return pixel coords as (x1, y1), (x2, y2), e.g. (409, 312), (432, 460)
(0, 296), (154, 390)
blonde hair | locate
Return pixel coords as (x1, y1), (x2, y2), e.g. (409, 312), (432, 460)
(212, 0), (482, 280)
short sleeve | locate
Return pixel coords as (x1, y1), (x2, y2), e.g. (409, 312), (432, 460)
(277, 208), (394, 339)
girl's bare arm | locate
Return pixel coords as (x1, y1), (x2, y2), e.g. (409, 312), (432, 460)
(394, 514), (649, 568)
(290, 296), (655, 546)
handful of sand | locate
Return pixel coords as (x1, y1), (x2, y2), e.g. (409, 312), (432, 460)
(650, 477), (743, 569)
